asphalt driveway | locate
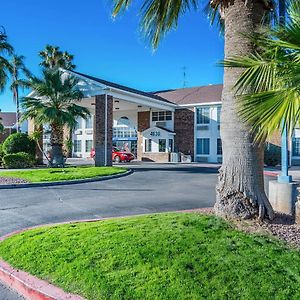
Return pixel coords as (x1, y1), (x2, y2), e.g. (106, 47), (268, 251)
(0, 163), (219, 237)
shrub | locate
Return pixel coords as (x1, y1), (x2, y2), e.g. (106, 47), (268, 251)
(264, 143), (281, 167)
(2, 152), (36, 169)
(2, 133), (36, 156)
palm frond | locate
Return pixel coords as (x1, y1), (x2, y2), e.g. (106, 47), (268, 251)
(22, 69), (88, 129)
(223, 0), (300, 141)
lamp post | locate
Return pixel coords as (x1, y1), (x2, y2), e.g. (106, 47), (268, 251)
(277, 0), (291, 183)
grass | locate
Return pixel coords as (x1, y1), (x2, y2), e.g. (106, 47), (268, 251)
(0, 213), (300, 299)
(0, 166), (127, 183)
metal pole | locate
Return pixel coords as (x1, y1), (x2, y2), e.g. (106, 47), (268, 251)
(104, 92), (108, 167)
(277, 0), (291, 183)
(278, 124), (292, 183)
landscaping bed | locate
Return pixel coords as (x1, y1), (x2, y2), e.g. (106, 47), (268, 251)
(0, 166), (127, 183)
(1, 213), (300, 299)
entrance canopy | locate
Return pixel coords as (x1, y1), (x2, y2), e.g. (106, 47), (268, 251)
(63, 69), (177, 112)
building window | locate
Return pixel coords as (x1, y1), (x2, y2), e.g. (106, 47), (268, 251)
(145, 139), (152, 152)
(197, 138), (210, 155)
(113, 127), (137, 139)
(159, 139), (166, 152)
(75, 117), (82, 130)
(217, 138), (222, 155)
(85, 140), (93, 152)
(217, 106), (221, 124)
(168, 139), (173, 152)
(74, 140), (82, 152)
(197, 107), (210, 124)
(85, 116), (93, 129)
(293, 138), (300, 156)
(152, 111), (172, 122)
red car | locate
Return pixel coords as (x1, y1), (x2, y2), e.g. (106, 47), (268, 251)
(90, 147), (135, 163)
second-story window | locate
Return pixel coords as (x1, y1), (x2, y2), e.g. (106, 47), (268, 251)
(85, 116), (93, 129)
(217, 106), (221, 124)
(75, 117), (82, 130)
(197, 107), (210, 124)
(152, 111), (172, 122)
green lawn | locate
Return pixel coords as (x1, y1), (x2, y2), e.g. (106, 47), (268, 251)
(0, 213), (300, 299)
(0, 166), (127, 183)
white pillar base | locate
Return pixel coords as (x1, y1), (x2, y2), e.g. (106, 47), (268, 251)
(269, 181), (299, 215)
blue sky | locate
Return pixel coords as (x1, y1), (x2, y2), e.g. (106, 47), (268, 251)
(0, 0), (224, 112)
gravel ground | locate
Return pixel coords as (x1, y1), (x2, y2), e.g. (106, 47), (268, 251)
(257, 213), (300, 248)
(0, 177), (28, 185)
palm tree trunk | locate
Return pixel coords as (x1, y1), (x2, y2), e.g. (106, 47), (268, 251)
(50, 123), (64, 167)
(215, 0), (274, 220)
(15, 87), (20, 133)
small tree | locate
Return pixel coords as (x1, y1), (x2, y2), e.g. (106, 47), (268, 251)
(22, 69), (90, 167)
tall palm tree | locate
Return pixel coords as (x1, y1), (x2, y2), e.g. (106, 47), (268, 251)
(222, 1), (300, 141)
(22, 69), (90, 166)
(112, 0), (275, 219)
(0, 28), (13, 92)
(9, 54), (31, 132)
(39, 45), (76, 70)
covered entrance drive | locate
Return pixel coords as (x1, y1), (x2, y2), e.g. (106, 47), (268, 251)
(53, 70), (177, 166)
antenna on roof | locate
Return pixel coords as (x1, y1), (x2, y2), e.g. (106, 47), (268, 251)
(182, 66), (188, 88)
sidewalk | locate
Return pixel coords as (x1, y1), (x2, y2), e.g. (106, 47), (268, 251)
(264, 166), (300, 181)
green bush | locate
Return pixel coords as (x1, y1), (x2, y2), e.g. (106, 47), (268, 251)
(2, 152), (36, 169)
(2, 133), (36, 156)
(264, 143), (281, 167)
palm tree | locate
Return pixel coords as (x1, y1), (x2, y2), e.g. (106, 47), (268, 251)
(222, 1), (299, 141)
(9, 54), (31, 132)
(0, 28), (13, 92)
(112, 0), (275, 219)
(39, 45), (76, 70)
(22, 69), (90, 166)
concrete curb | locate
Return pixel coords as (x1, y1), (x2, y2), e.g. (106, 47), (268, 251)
(0, 169), (133, 189)
(0, 260), (84, 300)
(0, 208), (212, 300)
(264, 171), (278, 177)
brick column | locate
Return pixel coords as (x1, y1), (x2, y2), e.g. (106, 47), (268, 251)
(174, 108), (194, 158)
(137, 111), (150, 161)
(28, 118), (43, 164)
(94, 94), (113, 166)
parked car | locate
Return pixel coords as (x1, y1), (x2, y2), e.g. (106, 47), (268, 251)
(90, 147), (135, 163)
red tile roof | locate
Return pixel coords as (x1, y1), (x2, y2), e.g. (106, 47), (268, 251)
(154, 84), (223, 105)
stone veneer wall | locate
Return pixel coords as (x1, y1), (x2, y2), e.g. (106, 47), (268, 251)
(174, 108), (195, 159)
(141, 152), (170, 162)
(137, 111), (150, 161)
